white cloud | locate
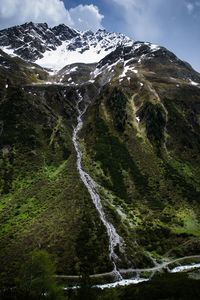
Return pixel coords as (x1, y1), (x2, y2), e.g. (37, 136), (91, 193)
(69, 5), (104, 31)
(185, 2), (194, 13)
(111, 0), (163, 41)
(0, 0), (72, 28)
(0, 0), (104, 31)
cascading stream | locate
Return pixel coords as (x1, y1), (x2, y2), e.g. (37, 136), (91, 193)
(72, 92), (123, 280)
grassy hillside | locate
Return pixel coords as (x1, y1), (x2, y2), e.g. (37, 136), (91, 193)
(81, 63), (200, 266)
(0, 83), (110, 291)
(0, 45), (200, 295)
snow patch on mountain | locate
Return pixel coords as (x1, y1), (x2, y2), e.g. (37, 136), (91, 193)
(1, 47), (15, 56)
(119, 65), (138, 78)
(0, 23), (131, 72)
(149, 43), (160, 52)
(35, 41), (112, 71)
(189, 79), (199, 86)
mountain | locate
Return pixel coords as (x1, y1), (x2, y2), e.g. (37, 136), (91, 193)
(0, 22), (200, 295)
(0, 22), (131, 70)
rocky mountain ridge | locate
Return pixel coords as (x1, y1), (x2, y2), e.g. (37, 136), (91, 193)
(0, 22), (131, 70)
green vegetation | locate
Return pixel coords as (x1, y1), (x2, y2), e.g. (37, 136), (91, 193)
(68, 271), (200, 300)
(0, 83), (110, 292)
(81, 78), (200, 264)
(0, 49), (48, 89)
(106, 87), (128, 132)
(17, 250), (64, 300)
(138, 101), (167, 151)
(1, 42), (200, 297)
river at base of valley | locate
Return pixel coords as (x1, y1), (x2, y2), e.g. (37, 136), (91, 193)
(64, 270), (200, 300)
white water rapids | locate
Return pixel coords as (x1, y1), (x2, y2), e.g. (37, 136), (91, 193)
(72, 92), (123, 280)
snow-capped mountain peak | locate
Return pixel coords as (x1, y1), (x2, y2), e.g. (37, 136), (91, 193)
(0, 22), (132, 71)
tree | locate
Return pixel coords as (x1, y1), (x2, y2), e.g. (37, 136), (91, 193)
(18, 250), (64, 300)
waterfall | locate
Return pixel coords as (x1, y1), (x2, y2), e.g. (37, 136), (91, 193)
(72, 92), (123, 280)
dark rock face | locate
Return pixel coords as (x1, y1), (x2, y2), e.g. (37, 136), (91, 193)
(96, 42), (200, 82)
(52, 24), (78, 41)
(0, 22), (62, 60)
(0, 22), (131, 64)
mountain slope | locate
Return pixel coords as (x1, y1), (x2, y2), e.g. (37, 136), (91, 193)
(81, 46), (200, 265)
(0, 23), (200, 292)
(0, 82), (112, 289)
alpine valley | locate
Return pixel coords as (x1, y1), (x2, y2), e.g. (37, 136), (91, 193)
(1, 22), (200, 299)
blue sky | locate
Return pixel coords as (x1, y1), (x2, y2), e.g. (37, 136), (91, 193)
(0, 0), (199, 71)
(65, 0), (200, 72)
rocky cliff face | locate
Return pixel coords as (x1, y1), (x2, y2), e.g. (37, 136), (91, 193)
(0, 23), (200, 289)
(0, 22), (131, 69)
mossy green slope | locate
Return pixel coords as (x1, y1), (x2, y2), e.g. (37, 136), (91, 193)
(0, 82), (110, 289)
(81, 63), (200, 266)
(0, 49), (48, 89)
